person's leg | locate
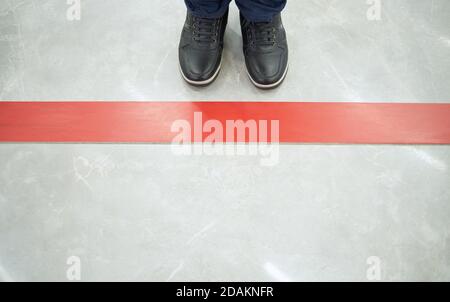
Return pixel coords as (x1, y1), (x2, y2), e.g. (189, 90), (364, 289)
(179, 1), (230, 86)
(237, 0), (289, 88)
(235, 0), (286, 22)
(185, 0), (231, 19)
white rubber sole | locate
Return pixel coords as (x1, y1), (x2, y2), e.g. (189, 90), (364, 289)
(179, 61), (222, 86)
(247, 63), (289, 89)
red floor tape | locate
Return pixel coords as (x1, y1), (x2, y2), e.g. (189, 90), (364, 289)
(0, 102), (449, 144)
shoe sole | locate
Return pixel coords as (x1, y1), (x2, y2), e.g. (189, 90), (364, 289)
(247, 62), (289, 89)
(179, 60), (222, 87)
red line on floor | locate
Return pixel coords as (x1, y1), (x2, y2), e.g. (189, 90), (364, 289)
(0, 102), (449, 144)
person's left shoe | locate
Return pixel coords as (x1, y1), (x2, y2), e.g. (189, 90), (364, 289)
(240, 13), (288, 89)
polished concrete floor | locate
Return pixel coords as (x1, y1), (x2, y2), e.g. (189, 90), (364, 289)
(0, 0), (449, 281)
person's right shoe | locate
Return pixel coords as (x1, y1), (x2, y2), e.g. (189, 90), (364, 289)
(178, 9), (228, 86)
(240, 13), (289, 89)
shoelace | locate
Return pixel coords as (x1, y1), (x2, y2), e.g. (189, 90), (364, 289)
(193, 17), (218, 45)
(248, 22), (276, 47)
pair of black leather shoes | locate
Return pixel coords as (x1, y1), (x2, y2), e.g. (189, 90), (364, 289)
(178, 9), (288, 89)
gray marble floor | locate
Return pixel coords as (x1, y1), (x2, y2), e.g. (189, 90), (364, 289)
(0, 0), (449, 281)
(1, 0), (449, 102)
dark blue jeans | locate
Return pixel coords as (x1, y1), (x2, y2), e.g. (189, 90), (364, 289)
(184, 0), (287, 22)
